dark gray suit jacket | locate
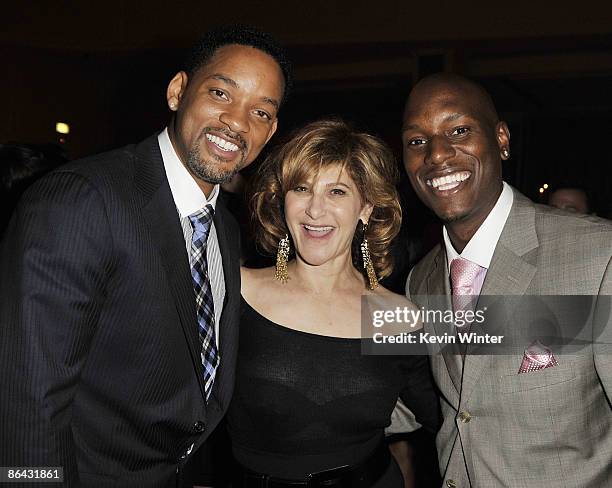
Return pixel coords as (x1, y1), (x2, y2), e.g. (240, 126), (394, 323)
(0, 135), (241, 487)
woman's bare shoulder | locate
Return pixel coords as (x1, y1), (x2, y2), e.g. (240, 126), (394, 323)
(240, 266), (277, 299)
(369, 285), (418, 307)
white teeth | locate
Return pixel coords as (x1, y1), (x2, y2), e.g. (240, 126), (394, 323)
(427, 171), (471, 189)
(304, 225), (333, 232)
(437, 181), (460, 191)
(206, 134), (239, 152)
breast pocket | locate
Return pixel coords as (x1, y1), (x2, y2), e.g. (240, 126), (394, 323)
(497, 357), (578, 394)
(492, 355), (598, 473)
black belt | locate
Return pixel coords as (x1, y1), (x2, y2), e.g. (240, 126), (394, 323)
(232, 442), (390, 488)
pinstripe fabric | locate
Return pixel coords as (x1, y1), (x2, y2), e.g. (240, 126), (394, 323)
(402, 188), (612, 488)
(0, 135), (241, 487)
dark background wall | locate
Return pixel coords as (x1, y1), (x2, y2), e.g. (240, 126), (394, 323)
(3, 0), (612, 213)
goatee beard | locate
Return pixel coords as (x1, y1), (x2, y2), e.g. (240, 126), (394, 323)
(186, 151), (244, 184)
(186, 131), (247, 184)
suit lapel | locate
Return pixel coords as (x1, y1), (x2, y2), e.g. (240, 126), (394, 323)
(424, 248), (462, 402)
(208, 200), (240, 408)
(425, 248), (449, 297)
(461, 190), (538, 403)
(135, 136), (207, 400)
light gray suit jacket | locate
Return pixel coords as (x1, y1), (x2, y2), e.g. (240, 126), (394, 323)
(405, 189), (612, 487)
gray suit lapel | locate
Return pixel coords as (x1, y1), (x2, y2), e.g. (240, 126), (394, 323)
(461, 190), (539, 403)
(424, 247), (450, 341)
(424, 249), (462, 402)
(479, 191), (538, 297)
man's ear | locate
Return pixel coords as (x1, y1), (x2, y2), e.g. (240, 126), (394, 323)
(166, 71), (189, 111)
(264, 118), (279, 145)
(496, 121), (511, 160)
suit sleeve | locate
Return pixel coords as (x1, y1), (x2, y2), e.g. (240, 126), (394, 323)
(397, 355), (441, 433)
(386, 269), (440, 435)
(594, 254), (612, 407)
(0, 172), (114, 484)
(405, 267), (414, 300)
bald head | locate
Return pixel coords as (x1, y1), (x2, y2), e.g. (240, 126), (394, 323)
(404, 73), (500, 132)
(401, 72), (511, 251)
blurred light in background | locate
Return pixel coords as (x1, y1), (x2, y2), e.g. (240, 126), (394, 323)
(56, 122), (70, 134)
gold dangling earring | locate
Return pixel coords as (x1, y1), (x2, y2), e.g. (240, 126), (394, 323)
(360, 223), (378, 290)
(275, 234), (290, 283)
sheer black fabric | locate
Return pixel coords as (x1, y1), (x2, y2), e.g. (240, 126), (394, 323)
(226, 298), (439, 485)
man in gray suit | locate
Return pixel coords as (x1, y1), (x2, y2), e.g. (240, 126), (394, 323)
(397, 73), (612, 487)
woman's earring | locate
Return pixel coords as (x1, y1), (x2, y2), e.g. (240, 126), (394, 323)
(502, 148), (510, 159)
(360, 223), (378, 290)
(275, 234), (290, 283)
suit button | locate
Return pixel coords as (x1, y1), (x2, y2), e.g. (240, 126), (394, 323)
(193, 421), (206, 433)
(458, 411), (472, 423)
(446, 480), (457, 488)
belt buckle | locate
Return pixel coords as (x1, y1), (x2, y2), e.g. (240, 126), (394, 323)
(306, 464), (351, 487)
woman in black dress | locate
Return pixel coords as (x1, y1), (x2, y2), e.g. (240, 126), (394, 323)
(228, 119), (438, 487)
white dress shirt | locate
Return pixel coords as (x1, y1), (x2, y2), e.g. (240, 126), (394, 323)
(443, 182), (514, 291)
(158, 128), (225, 345)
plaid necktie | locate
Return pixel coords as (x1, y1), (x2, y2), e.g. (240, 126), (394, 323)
(189, 205), (219, 401)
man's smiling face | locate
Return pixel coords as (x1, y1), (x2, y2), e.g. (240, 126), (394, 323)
(167, 44), (284, 195)
(402, 77), (510, 239)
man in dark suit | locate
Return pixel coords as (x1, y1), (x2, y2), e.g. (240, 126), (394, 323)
(394, 73), (612, 487)
(0, 26), (290, 487)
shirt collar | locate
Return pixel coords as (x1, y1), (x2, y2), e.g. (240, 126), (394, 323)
(443, 181), (514, 273)
(158, 128), (219, 219)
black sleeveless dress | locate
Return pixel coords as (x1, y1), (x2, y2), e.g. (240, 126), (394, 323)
(226, 298), (439, 486)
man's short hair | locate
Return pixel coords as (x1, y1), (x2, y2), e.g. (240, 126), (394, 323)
(548, 180), (593, 214)
(184, 24), (293, 107)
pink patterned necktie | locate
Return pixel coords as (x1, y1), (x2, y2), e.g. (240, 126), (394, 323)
(450, 257), (484, 315)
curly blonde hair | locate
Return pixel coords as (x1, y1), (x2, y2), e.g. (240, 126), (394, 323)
(250, 118), (401, 279)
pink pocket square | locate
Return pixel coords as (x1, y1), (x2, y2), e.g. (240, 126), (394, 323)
(518, 340), (559, 374)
